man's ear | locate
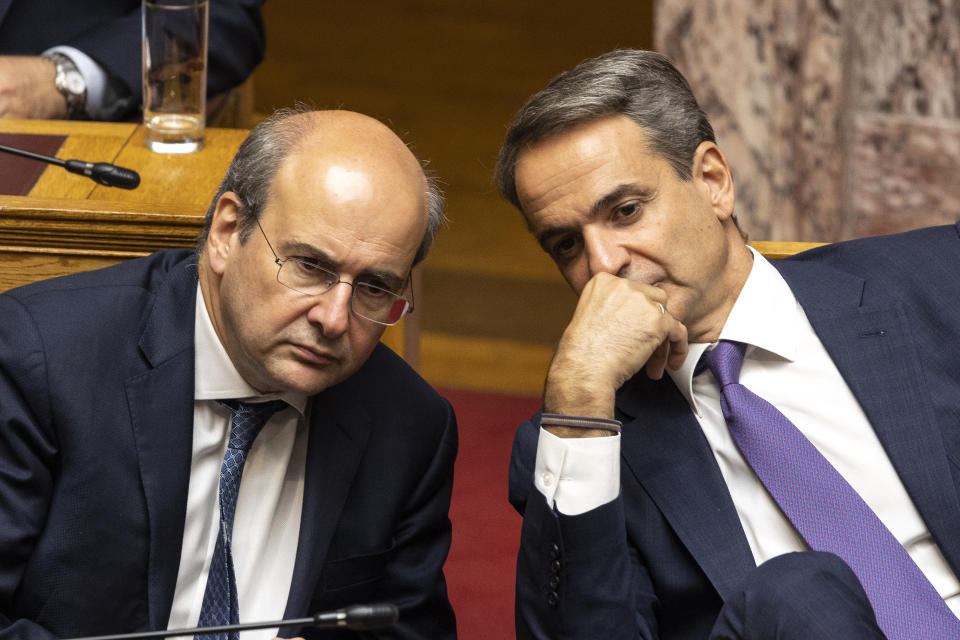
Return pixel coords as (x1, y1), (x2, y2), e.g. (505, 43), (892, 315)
(206, 191), (243, 275)
(691, 141), (736, 222)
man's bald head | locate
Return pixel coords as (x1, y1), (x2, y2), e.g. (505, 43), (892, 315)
(198, 107), (444, 265)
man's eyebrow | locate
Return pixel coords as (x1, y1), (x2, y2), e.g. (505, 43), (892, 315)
(359, 269), (405, 291)
(281, 240), (405, 289)
(281, 241), (335, 265)
(534, 183), (654, 249)
(590, 183), (654, 217)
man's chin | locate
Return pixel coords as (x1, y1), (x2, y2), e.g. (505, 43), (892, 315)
(283, 370), (343, 396)
(282, 358), (363, 395)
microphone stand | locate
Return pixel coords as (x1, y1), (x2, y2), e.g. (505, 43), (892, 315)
(60, 604), (399, 640)
(0, 142), (140, 190)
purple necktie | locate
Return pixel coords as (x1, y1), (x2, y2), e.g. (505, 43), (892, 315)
(702, 340), (960, 639)
(195, 399), (287, 640)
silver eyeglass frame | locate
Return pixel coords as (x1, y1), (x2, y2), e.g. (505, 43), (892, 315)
(253, 218), (414, 326)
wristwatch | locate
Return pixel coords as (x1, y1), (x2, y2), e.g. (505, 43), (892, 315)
(42, 52), (88, 119)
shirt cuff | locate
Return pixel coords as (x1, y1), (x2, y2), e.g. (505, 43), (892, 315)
(533, 427), (620, 516)
(42, 45), (108, 119)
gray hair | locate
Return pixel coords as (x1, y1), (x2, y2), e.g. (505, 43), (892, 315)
(495, 49), (716, 210)
(197, 106), (445, 266)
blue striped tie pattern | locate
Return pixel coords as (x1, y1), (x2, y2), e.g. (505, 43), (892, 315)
(702, 341), (960, 638)
(195, 400), (287, 640)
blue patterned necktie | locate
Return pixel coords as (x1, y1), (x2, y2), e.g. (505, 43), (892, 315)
(701, 340), (960, 639)
(195, 399), (287, 640)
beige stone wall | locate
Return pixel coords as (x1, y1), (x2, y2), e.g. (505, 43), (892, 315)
(656, 0), (960, 242)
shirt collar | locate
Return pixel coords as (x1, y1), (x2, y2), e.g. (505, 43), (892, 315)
(194, 285), (308, 414)
(667, 246), (800, 416)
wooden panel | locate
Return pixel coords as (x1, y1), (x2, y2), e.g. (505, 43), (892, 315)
(750, 240), (828, 260)
(0, 196), (202, 253)
(419, 332), (552, 396)
(0, 249), (124, 291)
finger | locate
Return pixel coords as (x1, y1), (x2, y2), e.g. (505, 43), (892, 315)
(642, 296), (674, 379)
(644, 313), (689, 379)
(666, 319), (689, 371)
(644, 340), (669, 380)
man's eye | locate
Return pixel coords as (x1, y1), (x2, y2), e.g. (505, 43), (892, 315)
(289, 259), (333, 280)
(549, 235), (582, 261)
(615, 202), (641, 219)
(357, 281), (392, 297)
(293, 259), (323, 273)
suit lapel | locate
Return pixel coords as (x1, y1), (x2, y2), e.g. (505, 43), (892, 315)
(0, 1), (12, 25)
(776, 258), (960, 570)
(616, 375), (756, 600)
(279, 384), (373, 631)
(125, 259), (198, 630)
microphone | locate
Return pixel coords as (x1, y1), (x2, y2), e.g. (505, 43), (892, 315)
(0, 142), (140, 189)
(63, 159), (140, 189)
(59, 604), (399, 640)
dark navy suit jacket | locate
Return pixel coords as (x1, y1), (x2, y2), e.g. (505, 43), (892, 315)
(510, 222), (960, 639)
(0, 249), (457, 639)
(0, 0), (265, 118)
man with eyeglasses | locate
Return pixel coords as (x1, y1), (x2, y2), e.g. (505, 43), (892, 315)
(0, 108), (457, 639)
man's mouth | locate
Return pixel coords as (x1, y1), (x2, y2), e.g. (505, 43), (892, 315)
(291, 343), (339, 366)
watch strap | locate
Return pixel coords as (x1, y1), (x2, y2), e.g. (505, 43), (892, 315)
(43, 51), (88, 119)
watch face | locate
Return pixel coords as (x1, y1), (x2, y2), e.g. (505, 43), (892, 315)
(64, 70), (86, 95)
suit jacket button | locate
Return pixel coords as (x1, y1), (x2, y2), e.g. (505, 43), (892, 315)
(547, 591), (559, 607)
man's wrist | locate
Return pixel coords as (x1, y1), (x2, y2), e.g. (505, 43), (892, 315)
(543, 380), (615, 419)
(41, 51), (88, 119)
(539, 413), (621, 439)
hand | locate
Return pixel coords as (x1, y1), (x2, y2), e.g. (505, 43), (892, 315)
(543, 272), (688, 429)
(0, 56), (68, 119)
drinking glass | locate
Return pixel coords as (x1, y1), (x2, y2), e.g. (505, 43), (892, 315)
(142, 0), (208, 153)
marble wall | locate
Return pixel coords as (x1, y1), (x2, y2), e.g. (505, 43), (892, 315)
(656, 0), (960, 242)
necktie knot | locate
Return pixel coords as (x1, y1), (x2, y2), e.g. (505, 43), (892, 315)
(220, 399), (287, 454)
(700, 340), (746, 388)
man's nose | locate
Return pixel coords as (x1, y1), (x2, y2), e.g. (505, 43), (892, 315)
(584, 227), (630, 277)
(306, 282), (353, 337)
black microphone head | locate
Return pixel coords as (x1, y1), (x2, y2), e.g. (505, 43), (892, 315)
(91, 163), (141, 189)
(342, 604), (398, 630)
(63, 159), (140, 189)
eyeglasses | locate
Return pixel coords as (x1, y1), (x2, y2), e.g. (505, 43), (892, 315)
(255, 219), (414, 326)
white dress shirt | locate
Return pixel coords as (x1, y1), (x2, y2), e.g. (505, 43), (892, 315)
(166, 287), (310, 640)
(535, 247), (960, 612)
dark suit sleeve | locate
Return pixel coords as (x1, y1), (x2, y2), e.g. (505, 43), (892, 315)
(0, 295), (59, 640)
(64, 0), (265, 110)
(369, 399), (458, 640)
(509, 418), (660, 639)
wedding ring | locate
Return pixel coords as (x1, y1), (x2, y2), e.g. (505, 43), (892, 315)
(656, 302), (665, 316)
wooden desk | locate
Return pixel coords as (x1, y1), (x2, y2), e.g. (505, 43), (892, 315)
(0, 119), (244, 287)
(0, 119), (410, 360)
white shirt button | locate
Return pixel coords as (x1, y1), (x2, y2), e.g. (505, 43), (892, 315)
(541, 472), (554, 487)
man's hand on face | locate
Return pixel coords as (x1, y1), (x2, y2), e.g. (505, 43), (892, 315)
(544, 272), (688, 427)
(0, 56), (68, 119)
